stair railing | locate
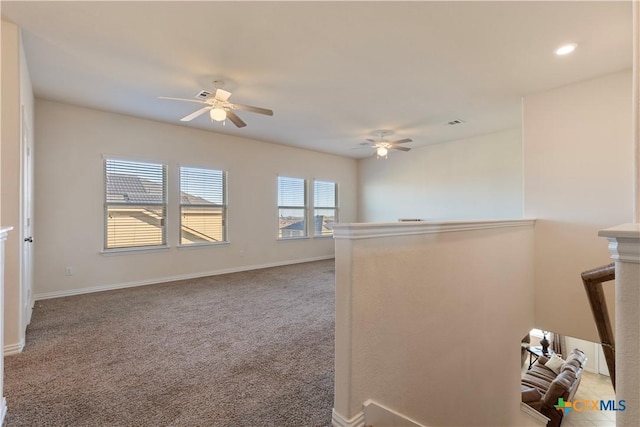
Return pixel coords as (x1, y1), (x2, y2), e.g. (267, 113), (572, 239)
(581, 263), (616, 391)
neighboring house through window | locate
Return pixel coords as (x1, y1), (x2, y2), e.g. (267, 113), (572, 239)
(180, 166), (227, 245)
(105, 158), (167, 250)
(278, 176), (307, 238)
(314, 180), (337, 236)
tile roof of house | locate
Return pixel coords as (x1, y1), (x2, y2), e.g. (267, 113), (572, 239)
(282, 215), (334, 231)
(107, 173), (216, 205)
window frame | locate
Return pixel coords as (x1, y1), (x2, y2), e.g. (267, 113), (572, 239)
(103, 157), (168, 252)
(277, 175), (309, 240)
(178, 165), (228, 247)
(313, 179), (338, 237)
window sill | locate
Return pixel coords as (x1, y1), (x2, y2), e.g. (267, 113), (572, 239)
(101, 245), (170, 256)
(177, 242), (230, 249)
(277, 237), (311, 242)
(313, 234), (334, 239)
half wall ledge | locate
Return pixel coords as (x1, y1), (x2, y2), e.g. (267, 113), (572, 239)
(333, 218), (536, 240)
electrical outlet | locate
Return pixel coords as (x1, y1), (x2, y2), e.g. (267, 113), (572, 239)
(65, 267), (73, 276)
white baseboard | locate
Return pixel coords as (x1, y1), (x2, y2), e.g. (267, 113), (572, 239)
(332, 408), (365, 427)
(4, 339), (25, 355)
(34, 256), (335, 301)
(520, 402), (549, 426)
(363, 400), (425, 427)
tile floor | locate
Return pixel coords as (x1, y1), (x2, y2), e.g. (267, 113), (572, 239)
(554, 370), (616, 427)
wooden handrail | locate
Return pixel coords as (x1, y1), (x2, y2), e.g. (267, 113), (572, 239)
(581, 263), (615, 391)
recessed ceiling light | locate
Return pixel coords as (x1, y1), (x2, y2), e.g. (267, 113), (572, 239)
(555, 43), (578, 56)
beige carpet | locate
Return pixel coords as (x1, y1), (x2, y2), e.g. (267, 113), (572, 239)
(4, 260), (335, 426)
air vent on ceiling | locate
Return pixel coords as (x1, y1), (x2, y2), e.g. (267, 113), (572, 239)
(195, 90), (213, 100)
(446, 119), (466, 126)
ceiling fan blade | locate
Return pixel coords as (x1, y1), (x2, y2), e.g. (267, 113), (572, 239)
(215, 89), (232, 101)
(365, 139), (376, 143)
(225, 110), (247, 128)
(391, 146), (411, 152)
(180, 106), (211, 122)
(158, 96), (208, 105)
(231, 103), (274, 116)
(391, 138), (412, 144)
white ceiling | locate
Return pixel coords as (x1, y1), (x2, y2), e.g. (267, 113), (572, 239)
(1, 1), (632, 158)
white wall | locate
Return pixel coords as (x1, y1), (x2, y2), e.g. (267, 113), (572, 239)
(358, 128), (523, 222)
(34, 99), (357, 297)
(563, 336), (610, 376)
(333, 220), (536, 427)
(1, 20), (35, 352)
(523, 70), (634, 342)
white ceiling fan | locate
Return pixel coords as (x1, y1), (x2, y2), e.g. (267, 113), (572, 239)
(361, 130), (412, 158)
(159, 80), (273, 128)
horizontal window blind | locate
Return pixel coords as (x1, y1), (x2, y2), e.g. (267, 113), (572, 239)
(180, 166), (227, 245)
(180, 167), (225, 206)
(278, 176), (307, 238)
(278, 176), (306, 207)
(104, 159), (167, 249)
(314, 180), (337, 236)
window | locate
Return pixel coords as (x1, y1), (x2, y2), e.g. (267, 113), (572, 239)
(278, 176), (307, 238)
(180, 166), (227, 245)
(314, 180), (338, 236)
(105, 159), (167, 250)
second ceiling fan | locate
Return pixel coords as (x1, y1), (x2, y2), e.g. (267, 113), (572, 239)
(363, 130), (412, 158)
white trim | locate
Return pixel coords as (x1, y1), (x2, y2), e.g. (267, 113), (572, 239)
(599, 223), (640, 239)
(4, 339), (25, 355)
(332, 408), (365, 427)
(363, 399), (426, 427)
(100, 245), (170, 256)
(277, 236), (311, 242)
(599, 223), (640, 263)
(603, 237), (640, 264)
(177, 241), (230, 250)
(34, 255), (334, 301)
(333, 219), (535, 240)
(520, 402), (550, 426)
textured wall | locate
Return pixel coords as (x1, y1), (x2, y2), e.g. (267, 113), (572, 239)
(334, 220), (536, 426)
(358, 128), (523, 222)
(523, 70), (634, 342)
(34, 99), (357, 297)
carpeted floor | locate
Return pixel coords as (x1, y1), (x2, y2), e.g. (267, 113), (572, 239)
(4, 260), (336, 427)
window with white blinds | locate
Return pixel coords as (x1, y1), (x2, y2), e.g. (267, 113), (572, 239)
(104, 159), (167, 250)
(314, 180), (338, 236)
(278, 176), (307, 239)
(180, 166), (227, 245)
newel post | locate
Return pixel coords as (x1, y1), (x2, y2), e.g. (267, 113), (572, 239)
(598, 224), (640, 427)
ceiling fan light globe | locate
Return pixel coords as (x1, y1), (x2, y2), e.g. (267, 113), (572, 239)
(210, 108), (227, 121)
(377, 147), (388, 157)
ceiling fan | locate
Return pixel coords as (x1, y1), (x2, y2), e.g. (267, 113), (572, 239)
(361, 130), (412, 158)
(159, 81), (273, 128)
